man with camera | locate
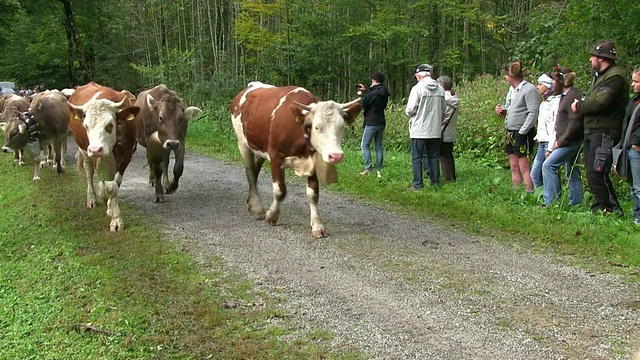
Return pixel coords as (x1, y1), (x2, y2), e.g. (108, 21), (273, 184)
(571, 41), (629, 216)
(357, 72), (389, 178)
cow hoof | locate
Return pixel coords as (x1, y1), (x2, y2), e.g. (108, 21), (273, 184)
(32, 176), (41, 181)
(148, 181), (155, 187)
(110, 218), (124, 231)
(153, 196), (165, 203)
(265, 210), (280, 224)
(87, 201), (96, 209)
(18, 161), (25, 166)
(311, 229), (325, 238)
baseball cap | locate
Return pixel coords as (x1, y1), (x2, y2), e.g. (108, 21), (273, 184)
(414, 64), (433, 76)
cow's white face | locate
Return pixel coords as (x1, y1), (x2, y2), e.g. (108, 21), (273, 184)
(70, 97), (124, 158)
(303, 101), (348, 164)
(298, 98), (360, 164)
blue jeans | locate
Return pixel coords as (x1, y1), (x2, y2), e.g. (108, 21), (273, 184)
(531, 142), (548, 188)
(411, 138), (440, 188)
(628, 148), (640, 220)
(541, 140), (583, 206)
(361, 125), (384, 171)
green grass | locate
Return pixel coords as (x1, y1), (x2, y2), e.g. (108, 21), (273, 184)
(0, 156), (360, 359)
(188, 105), (640, 280)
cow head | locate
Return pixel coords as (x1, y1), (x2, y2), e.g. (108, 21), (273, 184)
(293, 98), (361, 164)
(146, 94), (201, 150)
(69, 93), (140, 158)
(0, 112), (30, 153)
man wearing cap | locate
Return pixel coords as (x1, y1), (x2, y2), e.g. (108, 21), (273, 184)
(405, 63), (445, 190)
(495, 60), (539, 193)
(571, 41), (629, 215)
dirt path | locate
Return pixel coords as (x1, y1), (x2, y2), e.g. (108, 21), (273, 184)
(114, 146), (640, 360)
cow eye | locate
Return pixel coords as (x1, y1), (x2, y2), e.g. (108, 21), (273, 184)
(105, 123), (114, 134)
(158, 116), (164, 123)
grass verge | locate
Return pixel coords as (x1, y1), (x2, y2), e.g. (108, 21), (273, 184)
(0, 155), (359, 359)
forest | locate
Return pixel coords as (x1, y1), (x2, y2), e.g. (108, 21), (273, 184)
(0, 0), (639, 103)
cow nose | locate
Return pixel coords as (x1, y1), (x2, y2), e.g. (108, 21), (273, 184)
(1, 147), (10, 153)
(87, 145), (103, 157)
(327, 152), (344, 164)
(164, 140), (180, 149)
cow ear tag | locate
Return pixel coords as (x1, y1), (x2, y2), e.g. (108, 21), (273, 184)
(127, 114), (135, 121)
(74, 113), (81, 121)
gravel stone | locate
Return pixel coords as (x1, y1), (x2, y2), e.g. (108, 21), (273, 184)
(115, 147), (640, 360)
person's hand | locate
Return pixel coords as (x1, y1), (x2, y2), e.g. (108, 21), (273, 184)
(495, 104), (505, 117)
(632, 145), (640, 152)
(571, 99), (579, 113)
(545, 150), (552, 158)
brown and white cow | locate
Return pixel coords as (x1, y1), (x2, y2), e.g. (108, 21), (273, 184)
(1, 90), (69, 181)
(68, 82), (140, 231)
(1, 94), (31, 165)
(230, 82), (361, 238)
(134, 84), (201, 203)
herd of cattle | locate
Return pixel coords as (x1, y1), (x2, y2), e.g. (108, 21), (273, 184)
(0, 81), (362, 237)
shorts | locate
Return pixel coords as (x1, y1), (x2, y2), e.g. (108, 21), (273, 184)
(504, 129), (535, 156)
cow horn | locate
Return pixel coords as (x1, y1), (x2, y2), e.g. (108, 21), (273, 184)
(113, 96), (126, 108)
(341, 98), (361, 109)
(293, 100), (316, 112)
(146, 94), (156, 109)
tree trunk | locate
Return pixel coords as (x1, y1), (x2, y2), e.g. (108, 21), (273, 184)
(58, 0), (90, 83)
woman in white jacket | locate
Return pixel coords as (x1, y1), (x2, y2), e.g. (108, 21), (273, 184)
(530, 73), (561, 189)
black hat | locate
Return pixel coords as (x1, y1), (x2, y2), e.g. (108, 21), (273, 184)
(589, 41), (618, 60)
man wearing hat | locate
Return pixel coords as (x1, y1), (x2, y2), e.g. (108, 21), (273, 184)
(405, 63), (445, 190)
(571, 41), (629, 215)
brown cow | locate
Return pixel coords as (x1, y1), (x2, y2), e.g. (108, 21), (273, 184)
(0, 90), (69, 180)
(134, 84), (201, 203)
(1, 94), (31, 165)
(68, 82), (140, 231)
(230, 82), (361, 238)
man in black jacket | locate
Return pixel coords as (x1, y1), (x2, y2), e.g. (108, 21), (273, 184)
(357, 72), (390, 178)
(571, 41), (629, 215)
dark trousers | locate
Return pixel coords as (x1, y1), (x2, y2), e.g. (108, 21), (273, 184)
(412, 138), (440, 188)
(584, 132), (622, 214)
(439, 141), (456, 181)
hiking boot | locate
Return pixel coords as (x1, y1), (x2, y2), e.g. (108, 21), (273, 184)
(376, 170), (382, 178)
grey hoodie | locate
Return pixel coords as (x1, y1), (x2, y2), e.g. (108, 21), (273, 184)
(441, 90), (459, 143)
(405, 76), (445, 139)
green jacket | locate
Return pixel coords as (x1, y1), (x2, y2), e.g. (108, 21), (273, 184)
(578, 64), (629, 141)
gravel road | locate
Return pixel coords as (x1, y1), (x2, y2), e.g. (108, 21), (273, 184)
(114, 145), (640, 360)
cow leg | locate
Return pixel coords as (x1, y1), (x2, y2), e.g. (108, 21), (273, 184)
(152, 159), (165, 203)
(266, 159), (286, 225)
(307, 175), (325, 238)
(53, 138), (64, 174)
(239, 145), (265, 218)
(166, 148), (184, 194)
(16, 149), (25, 166)
(32, 153), (42, 181)
(161, 155), (170, 193)
(79, 150), (97, 208)
(104, 180), (123, 231)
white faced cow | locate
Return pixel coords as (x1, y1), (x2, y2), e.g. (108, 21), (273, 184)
(134, 84), (202, 203)
(230, 82), (361, 238)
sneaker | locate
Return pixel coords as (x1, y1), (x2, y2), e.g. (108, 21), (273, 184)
(634, 218), (640, 225)
(359, 169), (370, 175)
(376, 170), (382, 178)
(406, 185), (422, 192)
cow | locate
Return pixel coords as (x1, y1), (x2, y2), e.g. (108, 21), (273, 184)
(230, 82), (361, 238)
(1, 94), (31, 165)
(68, 82), (140, 231)
(134, 84), (202, 203)
(0, 90), (69, 181)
